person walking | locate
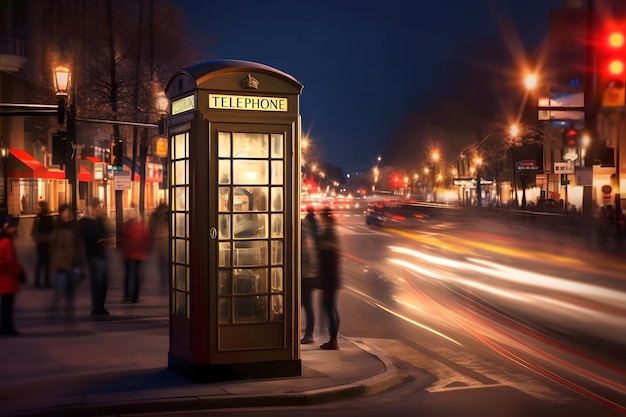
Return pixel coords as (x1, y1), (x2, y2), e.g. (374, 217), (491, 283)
(31, 200), (55, 288)
(0, 215), (24, 336)
(122, 208), (151, 304)
(149, 201), (169, 289)
(317, 208), (341, 350)
(49, 204), (85, 319)
(301, 207), (319, 344)
(79, 198), (111, 316)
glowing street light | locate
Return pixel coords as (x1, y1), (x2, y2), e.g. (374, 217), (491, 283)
(524, 73), (538, 91)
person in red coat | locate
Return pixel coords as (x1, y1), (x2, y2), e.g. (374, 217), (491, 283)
(122, 209), (151, 303)
(0, 215), (24, 336)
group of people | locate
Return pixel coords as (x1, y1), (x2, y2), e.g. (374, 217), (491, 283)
(30, 198), (111, 321)
(301, 206), (341, 350)
(0, 198), (169, 336)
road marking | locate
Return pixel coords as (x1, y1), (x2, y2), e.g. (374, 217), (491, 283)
(338, 225), (389, 236)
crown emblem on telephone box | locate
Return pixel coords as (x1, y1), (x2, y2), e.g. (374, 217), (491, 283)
(241, 74), (259, 89)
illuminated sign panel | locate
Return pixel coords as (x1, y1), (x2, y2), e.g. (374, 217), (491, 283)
(209, 94), (288, 112)
(171, 94), (195, 115)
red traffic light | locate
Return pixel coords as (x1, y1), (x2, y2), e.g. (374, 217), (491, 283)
(601, 27), (626, 107)
(604, 29), (625, 77)
(608, 31), (625, 49)
(562, 128), (578, 148)
(608, 59), (625, 75)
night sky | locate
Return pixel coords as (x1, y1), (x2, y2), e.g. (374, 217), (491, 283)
(173, 0), (564, 174)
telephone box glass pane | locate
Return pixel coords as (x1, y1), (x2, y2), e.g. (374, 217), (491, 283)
(233, 187), (268, 212)
(271, 214), (283, 238)
(271, 240), (283, 265)
(174, 213), (186, 237)
(218, 131), (231, 157)
(174, 265), (186, 290)
(233, 160), (268, 185)
(175, 239), (187, 263)
(271, 161), (283, 185)
(218, 242), (231, 267)
(233, 132), (268, 158)
(233, 213), (268, 239)
(218, 298), (230, 324)
(175, 291), (187, 316)
(234, 296), (267, 323)
(174, 133), (188, 159)
(174, 160), (187, 184)
(218, 160), (231, 184)
(271, 187), (283, 211)
(218, 214), (230, 239)
(174, 187), (187, 211)
(271, 295), (283, 321)
(271, 267), (283, 291)
(234, 268), (264, 293)
(271, 133), (284, 158)
(218, 187), (230, 211)
(218, 270), (231, 295)
(234, 241), (267, 266)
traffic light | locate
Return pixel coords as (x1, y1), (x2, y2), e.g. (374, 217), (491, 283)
(111, 137), (124, 167)
(562, 128), (578, 148)
(601, 27), (626, 107)
(51, 131), (66, 165)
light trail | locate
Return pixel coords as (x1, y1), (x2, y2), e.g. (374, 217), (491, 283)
(344, 284), (463, 347)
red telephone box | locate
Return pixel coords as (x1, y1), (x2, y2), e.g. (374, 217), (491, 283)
(164, 60), (303, 381)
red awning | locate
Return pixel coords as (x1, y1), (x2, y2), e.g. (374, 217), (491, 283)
(8, 149), (65, 180)
(85, 156), (102, 163)
(79, 166), (92, 182)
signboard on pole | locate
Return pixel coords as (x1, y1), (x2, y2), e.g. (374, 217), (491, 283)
(114, 170), (131, 190)
(575, 167), (593, 186)
(554, 161), (575, 174)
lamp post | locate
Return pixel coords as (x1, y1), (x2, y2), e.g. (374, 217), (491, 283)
(509, 124), (520, 207)
(54, 66), (78, 211)
(138, 91), (169, 218)
(430, 151), (439, 202)
(0, 142), (8, 218)
(474, 157), (483, 207)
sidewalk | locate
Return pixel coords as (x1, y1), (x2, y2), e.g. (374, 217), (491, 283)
(1, 237), (403, 417)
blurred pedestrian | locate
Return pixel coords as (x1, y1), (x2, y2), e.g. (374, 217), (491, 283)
(149, 201), (169, 289)
(79, 198), (111, 316)
(122, 207), (151, 303)
(31, 200), (54, 288)
(317, 208), (341, 350)
(49, 204), (85, 319)
(0, 215), (24, 336)
(301, 207), (319, 344)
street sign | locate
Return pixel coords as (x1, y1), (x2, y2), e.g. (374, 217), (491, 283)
(554, 161), (575, 174)
(114, 170), (131, 190)
(515, 160), (539, 172)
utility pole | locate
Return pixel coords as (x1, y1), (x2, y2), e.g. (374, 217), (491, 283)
(583, 0), (598, 218)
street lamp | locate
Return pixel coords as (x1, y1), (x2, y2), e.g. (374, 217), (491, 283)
(54, 66), (78, 211)
(155, 92), (169, 158)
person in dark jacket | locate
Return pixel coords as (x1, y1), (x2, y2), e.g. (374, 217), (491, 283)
(31, 200), (54, 288)
(49, 204), (85, 318)
(300, 207), (319, 344)
(317, 208), (341, 350)
(0, 215), (24, 336)
(78, 198), (111, 316)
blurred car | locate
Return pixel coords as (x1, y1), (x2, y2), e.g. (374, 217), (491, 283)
(364, 202), (446, 228)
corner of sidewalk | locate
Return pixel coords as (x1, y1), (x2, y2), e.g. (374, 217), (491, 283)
(5, 336), (404, 417)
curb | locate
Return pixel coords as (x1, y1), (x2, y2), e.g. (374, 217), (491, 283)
(12, 338), (402, 417)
